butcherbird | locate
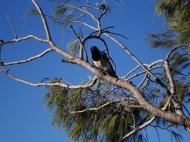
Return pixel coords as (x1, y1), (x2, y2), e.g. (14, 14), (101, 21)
(90, 46), (117, 78)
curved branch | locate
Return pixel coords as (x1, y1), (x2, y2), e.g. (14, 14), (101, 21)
(126, 65), (162, 81)
(70, 99), (120, 114)
(0, 69), (97, 89)
(124, 59), (163, 79)
(63, 4), (99, 26)
(2, 48), (52, 66)
(121, 116), (156, 141)
(163, 60), (186, 126)
(32, 0), (52, 41)
(1, 35), (48, 46)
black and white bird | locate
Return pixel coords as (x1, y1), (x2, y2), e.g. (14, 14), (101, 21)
(90, 46), (117, 77)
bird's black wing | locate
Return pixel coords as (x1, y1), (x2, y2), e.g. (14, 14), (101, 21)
(101, 51), (117, 77)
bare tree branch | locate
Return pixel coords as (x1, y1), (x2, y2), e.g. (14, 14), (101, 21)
(70, 25), (88, 61)
(70, 99), (120, 114)
(2, 48), (52, 66)
(163, 60), (183, 114)
(121, 92), (173, 141)
(64, 4), (99, 27)
(1, 35), (48, 46)
(0, 69), (97, 89)
(126, 65), (162, 81)
(32, 0), (52, 41)
(73, 20), (98, 30)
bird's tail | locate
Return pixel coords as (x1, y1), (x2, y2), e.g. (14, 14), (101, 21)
(108, 71), (118, 78)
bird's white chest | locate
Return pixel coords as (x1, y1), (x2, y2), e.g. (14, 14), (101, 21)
(93, 60), (102, 67)
(93, 59), (110, 71)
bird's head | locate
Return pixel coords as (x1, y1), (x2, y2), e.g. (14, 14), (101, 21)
(90, 46), (99, 52)
(90, 46), (101, 60)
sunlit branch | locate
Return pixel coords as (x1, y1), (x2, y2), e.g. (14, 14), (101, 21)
(0, 35), (48, 46)
(124, 59), (163, 79)
(70, 98), (120, 114)
(63, 4), (99, 27)
(32, 0), (52, 41)
(125, 65), (162, 81)
(0, 69), (97, 89)
(2, 48), (52, 66)
(163, 59), (186, 125)
(121, 116), (156, 141)
(124, 60), (163, 89)
(121, 92), (173, 141)
(72, 20), (98, 30)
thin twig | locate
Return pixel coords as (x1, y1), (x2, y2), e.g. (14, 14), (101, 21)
(126, 65), (162, 81)
(63, 3), (99, 26)
(166, 47), (179, 60)
(73, 20), (98, 30)
(5, 14), (17, 38)
(1, 35), (48, 46)
(70, 25), (88, 61)
(124, 59), (163, 79)
(70, 98), (120, 114)
(105, 31), (128, 40)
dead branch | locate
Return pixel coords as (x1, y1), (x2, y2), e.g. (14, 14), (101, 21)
(0, 69), (97, 89)
(70, 99), (120, 114)
(63, 3), (99, 27)
(1, 35), (48, 46)
(121, 91), (174, 141)
(32, 0), (52, 41)
(2, 48), (52, 66)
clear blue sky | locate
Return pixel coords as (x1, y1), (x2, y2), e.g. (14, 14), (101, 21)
(0, 0), (189, 142)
